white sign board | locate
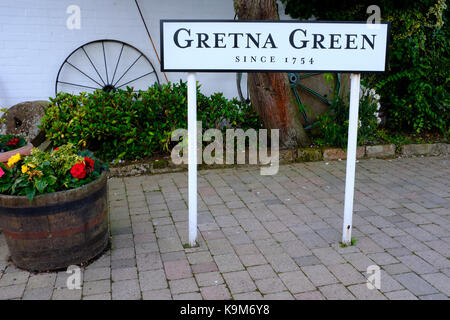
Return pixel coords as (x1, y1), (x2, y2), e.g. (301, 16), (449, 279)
(161, 20), (390, 73)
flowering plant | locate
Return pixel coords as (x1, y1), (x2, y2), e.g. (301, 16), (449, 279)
(0, 143), (108, 201)
(0, 134), (26, 152)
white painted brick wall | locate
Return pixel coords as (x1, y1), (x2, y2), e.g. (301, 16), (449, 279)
(0, 0), (248, 107)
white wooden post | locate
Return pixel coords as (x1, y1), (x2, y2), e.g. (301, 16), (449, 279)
(187, 72), (198, 247)
(342, 73), (361, 245)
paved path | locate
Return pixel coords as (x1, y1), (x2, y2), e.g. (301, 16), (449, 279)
(0, 156), (449, 300)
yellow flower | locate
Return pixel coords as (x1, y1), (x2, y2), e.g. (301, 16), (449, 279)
(21, 165), (29, 174)
(7, 153), (21, 167)
(28, 163), (36, 168)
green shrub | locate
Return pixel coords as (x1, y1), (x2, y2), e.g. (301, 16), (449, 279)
(314, 88), (381, 148)
(282, 0), (450, 134)
(41, 82), (260, 162)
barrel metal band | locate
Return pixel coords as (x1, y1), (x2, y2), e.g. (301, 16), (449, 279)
(3, 209), (108, 240)
(0, 184), (106, 217)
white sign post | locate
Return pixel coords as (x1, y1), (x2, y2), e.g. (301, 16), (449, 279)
(187, 72), (198, 247)
(342, 73), (361, 244)
(161, 20), (390, 246)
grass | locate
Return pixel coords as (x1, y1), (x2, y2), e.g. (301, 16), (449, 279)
(340, 237), (358, 248)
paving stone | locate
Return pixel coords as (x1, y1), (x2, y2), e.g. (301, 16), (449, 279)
(142, 288), (172, 300)
(263, 291), (294, 300)
(394, 273), (438, 296)
(223, 271), (256, 294)
(343, 252), (376, 272)
(112, 279), (141, 300)
(294, 255), (321, 267)
(378, 270), (404, 293)
(111, 258), (136, 270)
(0, 271), (29, 287)
(111, 247), (135, 261)
(82, 293), (111, 300)
(386, 247), (412, 258)
(158, 237), (183, 253)
(347, 283), (387, 300)
(398, 255), (437, 274)
(191, 262), (218, 274)
(136, 252), (162, 271)
(265, 254), (299, 273)
(112, 267), (138, 282)
(294, 290), (325, 300)
(0, 284), (25, 300)
(200, 285), (231, 300)
(239, 254), (267, 267)
(207, 239), (235, 255)
(247, 265), (277, 280)
(301, 265), (338, 287)
(421, 273), (450, 296)
(395, 235), (430, 252)
(194, 272), (224, 287)
(233, 291), (263, 300)
(214, 253), (244, 273)
(83, 267), (111, 282)
(414, 250), (450, 269)
(169, 277), (198, 295)
(255, 277), (287, 294)
(385, 290), (418, 300)
(419, 293), (449, 300)
(187, 251), (214, 265)
(367, 252), (399, 266)
(27, 273), (57, 289)
(328, 263), (366, 286)
(279, 271), (315, 294)
(52, 288), (82, 300)
(355, 237), (385, 254)
(312, 247), (345, 265)
(22, 287), (53, 300)
(164, 259), (192, 280)
(139, 269), (168, 291)
(82, 280), (111, 296)
(173, 292), (203, 300)
(319, 284), (356, 300)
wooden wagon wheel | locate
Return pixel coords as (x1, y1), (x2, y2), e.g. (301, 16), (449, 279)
(236, 72), (344, 129)
(55, 39), (159, 95)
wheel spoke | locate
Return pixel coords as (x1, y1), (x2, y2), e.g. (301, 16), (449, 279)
(65, 61), (104, 87)
(102, 41), (109, 84)
(113, 54), (143, 87)
(111, 43), (124, 84)
(82, 47), (106, 85)
(57, 81), (100, 90)
(116, 71), (155, 89)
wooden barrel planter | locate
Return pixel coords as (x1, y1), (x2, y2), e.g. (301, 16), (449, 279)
(0, 172), (109, 272)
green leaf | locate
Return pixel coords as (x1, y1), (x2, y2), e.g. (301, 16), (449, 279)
(25, 188), (36, 202)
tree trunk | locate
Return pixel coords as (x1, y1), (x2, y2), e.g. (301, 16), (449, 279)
(234, 0), (310, 148)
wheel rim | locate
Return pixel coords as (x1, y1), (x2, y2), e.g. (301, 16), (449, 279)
(55, 39), (159, 95)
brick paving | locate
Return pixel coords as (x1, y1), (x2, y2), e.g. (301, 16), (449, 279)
(0, 156), (449, 300)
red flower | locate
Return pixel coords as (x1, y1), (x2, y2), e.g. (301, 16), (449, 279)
(6, 138), (19, 146)
(54, 147), (59, 151)
(84, 157), (95, 171)
(70, 162), (86, 179)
